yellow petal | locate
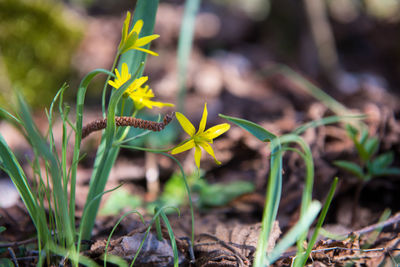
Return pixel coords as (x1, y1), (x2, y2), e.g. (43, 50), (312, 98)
(136, 34), (160, 47)
(195, 145), (202, 168)
(171, 139), (195, 154)
(121, 11), (131, 43)
(203, 123), (230, 139)
(197, 103), (208, 134)
(108, 80), (118, 89)
(133, 47), (159, 56)
(199, 141), (221, 165)
(176, 112), (196, 137)
(147, 101), (175, 108)
(115, 68), (121, 81)
(133, 76), (148, 88)
(121, 63), (130, 79)
(132, 19), (143, 34)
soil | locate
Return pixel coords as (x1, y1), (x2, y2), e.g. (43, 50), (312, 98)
(1, 1), (400, 266)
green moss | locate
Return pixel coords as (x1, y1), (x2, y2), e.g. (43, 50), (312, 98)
(0, 0), (82, 108)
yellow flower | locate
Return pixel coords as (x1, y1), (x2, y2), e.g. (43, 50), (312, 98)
(126, 84), (175, 110)
(118, 11), (160, 56)
(171, 103), (230, 168)
(108, 63), (174, 110)
(108, 63), (131, 90)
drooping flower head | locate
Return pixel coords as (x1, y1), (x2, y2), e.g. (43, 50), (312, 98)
(118, 11), (160, 56)
(108, 63), (174, 110)
(171, 103), (230, 168)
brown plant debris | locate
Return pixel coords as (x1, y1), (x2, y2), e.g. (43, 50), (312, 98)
(81, 113), (174, 139)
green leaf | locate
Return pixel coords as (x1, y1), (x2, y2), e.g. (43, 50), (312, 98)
(296, 177), (338, 266)
(267, 201), (322, 265)
(345, 124), (359, 140)
(253, 137), (282, 267)
(264, 65), (351, 116)
(292, 115), (364, 135)
(160, 211), (179, 267)
(359, 128), (369, 145)
(197, 181), (255, 208)
(177, 0), (201, 112)
(370, 167), (400, 177)
(219, 114), (276, 142)
(0, 226), (6, 233)
(99, 189), (142, 216)
(371, 152), (394, 170)
(364, 137), (379, 157)
(333, 160), (365, 180)
(353, 140), (369, 162)
(152, 173), (189, 209)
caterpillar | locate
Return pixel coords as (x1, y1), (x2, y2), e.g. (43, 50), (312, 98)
(81, 113), (174, 139)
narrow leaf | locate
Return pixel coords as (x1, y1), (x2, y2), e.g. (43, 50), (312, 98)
(371, 152), (394, 170)
(364, 137), (379, 157)
(334, 160), (365, 179)
(219, 114), (276, 142)
(267, 201), (322, 265)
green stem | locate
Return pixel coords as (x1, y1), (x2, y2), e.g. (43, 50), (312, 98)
(117, 110), (138, 143)
(102, 54), (120, 117)
(120, 97), (126, 116)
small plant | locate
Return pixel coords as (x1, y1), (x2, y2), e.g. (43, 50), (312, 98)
(334, 124), (400, 225)
(219, 114), (343, 266)
(334, 124), (400, 182)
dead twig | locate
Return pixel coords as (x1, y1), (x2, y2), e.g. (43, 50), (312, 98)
(81, 113), (174, 139)
(0, 237), (37, 248)
(276, 212), (400, 261)
(8, 247), (19, 267)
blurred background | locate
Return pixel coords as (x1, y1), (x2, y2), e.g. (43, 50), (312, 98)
(1, 0), (400, 109)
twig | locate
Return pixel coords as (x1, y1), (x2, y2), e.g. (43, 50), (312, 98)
(353, 212), (400, 236)
(81, 113), (175, 139)
(180, 237), (195, 264)
(0, 237), (37, 248)
(8, 247), (19, 267)
(277, 212), (400, 260)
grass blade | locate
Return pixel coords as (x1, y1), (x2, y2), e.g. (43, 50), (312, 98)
(296, 177), (338, 266)
(17, 93), (75, 250)
(160, 209), (179, 267)
(70, 68), (114, 231)
(292, 114), (365, 135)
(104, 210), (145, 267)
(177, 0), (201, 112)
(267, 201), (322, 265)
(254, 137), (282, 267)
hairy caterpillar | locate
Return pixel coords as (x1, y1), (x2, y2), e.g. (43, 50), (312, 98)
(81, 113), (174, 139)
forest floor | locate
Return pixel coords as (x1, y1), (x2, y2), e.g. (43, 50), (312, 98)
(1, 2), (400, 266)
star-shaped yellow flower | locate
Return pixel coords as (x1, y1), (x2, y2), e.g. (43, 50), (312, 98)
(108, 63), (174, 110)
(118, 12), (160, 56)
(108, 62), (132, 90)
(171, 103), (230, 168)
